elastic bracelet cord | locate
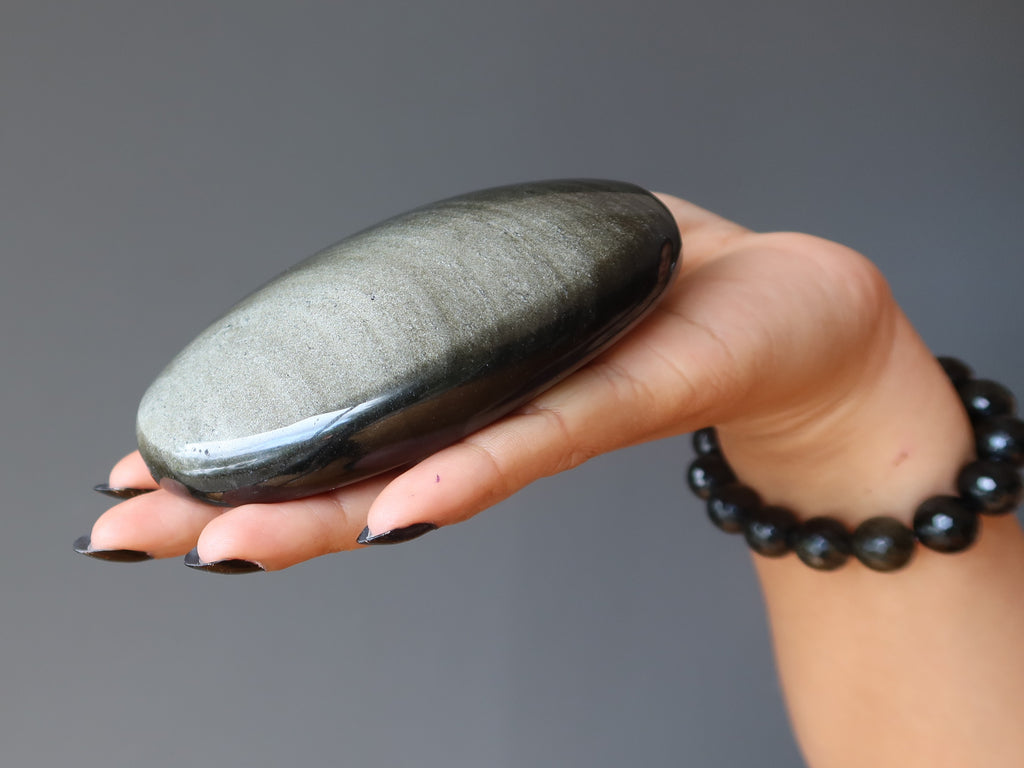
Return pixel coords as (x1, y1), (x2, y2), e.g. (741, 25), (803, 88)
(687, 357), (1024, 572)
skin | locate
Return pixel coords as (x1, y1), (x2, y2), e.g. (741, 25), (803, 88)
(89, 194), (1024, 767)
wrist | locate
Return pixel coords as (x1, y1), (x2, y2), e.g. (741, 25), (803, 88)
(715, 311), (973, 527)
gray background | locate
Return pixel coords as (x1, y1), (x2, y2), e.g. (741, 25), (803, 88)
(1, 1), (1021, 766)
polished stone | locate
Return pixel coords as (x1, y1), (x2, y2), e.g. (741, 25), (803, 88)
(686, 454), (735, 500)
(691, 427), (720, 457)
(913, 495), (979, 553)
(851, 516), (915, 572)
(743, 505), (798, 558)
(790, 517), (851, 571)
(706, 484), (761, 534)
(136, 180), (681, 505)
(956, 459), (1023, 515)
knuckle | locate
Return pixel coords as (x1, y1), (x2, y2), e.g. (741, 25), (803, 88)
(461, 439), (520, 503)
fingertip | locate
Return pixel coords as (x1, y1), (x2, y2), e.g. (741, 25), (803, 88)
(193, 505), (285, 570)
(366, 454), (495, 538)
(108, 451), (159, 489)
(89, 497), (147, 550)
(88, 490), (220, 558)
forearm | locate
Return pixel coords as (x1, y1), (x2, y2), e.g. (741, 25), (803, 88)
(720, 312), (1024, 767)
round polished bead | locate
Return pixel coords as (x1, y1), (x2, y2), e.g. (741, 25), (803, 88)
(851, 517), (916, 572)
(790, 517), (851, 571)
(743, 505), (798, 557)
(913, 495), (979, 553)
(706, 484), (761, 534)
(957, 379), (1017, 421)
(975, 415), (1024, 466)
(687, 454), (735, 500)
(957, 459), (1023, 515)
(692, 427), (720, 457)
(938, 356), (973, 387)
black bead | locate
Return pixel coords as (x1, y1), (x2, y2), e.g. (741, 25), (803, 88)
(851, 517), (916, 572)
(975, 415), (1024, 466)
(743, 505), (798, 557)
(687, 454), (736, 500)
(692, 427), (720, 456)
(938, 356), (973, 387)
(790, 517), (851, 571)
(957, 459), (1023, 515)
(957, 379), (1017, 421)
(913, 495), (979, 553)
(706, 484), (761, 534)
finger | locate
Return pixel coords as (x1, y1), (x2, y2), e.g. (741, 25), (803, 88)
(189, 473), (398, 571)
(87, 489), (224, 558)
(106, 451), (159, 489)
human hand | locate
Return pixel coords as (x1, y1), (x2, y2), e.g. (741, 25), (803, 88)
(76, 193), (926, 572)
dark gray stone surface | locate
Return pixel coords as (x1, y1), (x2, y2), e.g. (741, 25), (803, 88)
(136, 180), (680, 503)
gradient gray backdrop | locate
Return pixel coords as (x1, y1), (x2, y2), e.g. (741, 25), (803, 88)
(2, 1), (1022, 766)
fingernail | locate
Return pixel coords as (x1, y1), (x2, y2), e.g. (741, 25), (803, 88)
(356, 522), (438, 546)
(73, 535), (153, 563)
(183, 548), (265, 574)
(93, 483), (156, 500)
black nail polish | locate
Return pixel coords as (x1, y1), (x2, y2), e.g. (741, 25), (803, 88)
(93, 483), (156, 500)
(183, 548), (264, 574)
(356, 522), (438, 545)
(73, 535), (153, 563)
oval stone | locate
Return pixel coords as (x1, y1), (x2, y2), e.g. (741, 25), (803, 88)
(136, 180), (681, 505)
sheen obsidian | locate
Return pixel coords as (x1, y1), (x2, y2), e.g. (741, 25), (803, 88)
(790, 517), (851, 571)
(913, 495), (979, 553)
(957, 459), (1023, 515)
(691, 427), (720, 457)
(975, 415), (1024, 467)
(938, 356), (972, 387)
(957, 379), (1017, 421)
(686, 454), (736, 500)
(135, 181), (681, 505)
(706, 485), (761, 534)
(851, 517), (915, 572)
(743, 505), (798, 557)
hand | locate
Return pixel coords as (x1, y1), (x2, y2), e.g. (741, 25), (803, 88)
(79, 193), (912, 570)
(79, 193), (1024, 767)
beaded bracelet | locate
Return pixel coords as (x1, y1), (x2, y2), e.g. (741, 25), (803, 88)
(686, 357), (1024, 572)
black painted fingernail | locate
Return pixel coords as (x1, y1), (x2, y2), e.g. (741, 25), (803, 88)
(183, 548), (265, 574)
(356, 522), (438, 545)
(73, 535), (153, 563)
(93, 483), (156, 500)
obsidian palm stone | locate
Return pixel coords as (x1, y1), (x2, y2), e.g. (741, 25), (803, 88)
(136, 180), (681, 505)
